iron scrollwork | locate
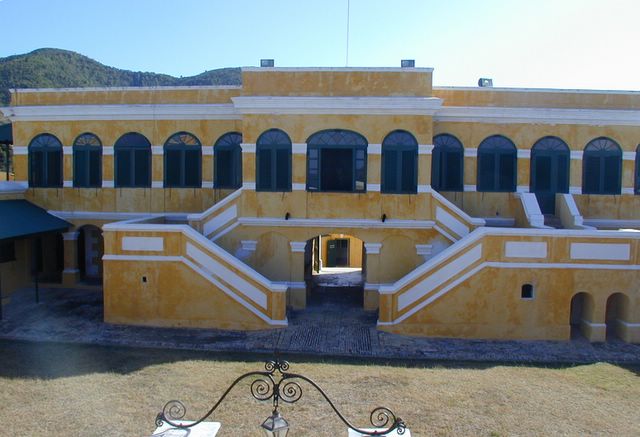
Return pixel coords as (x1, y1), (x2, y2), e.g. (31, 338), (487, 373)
(155, 359), (406, 435)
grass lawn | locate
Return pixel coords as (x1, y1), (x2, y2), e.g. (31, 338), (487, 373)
(0, 340), (638, 436)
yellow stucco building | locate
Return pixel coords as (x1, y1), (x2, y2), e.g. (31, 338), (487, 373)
(0, 65), (639, 343)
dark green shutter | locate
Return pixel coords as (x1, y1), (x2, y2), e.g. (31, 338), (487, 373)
(257, 148), (272, 190)
(275, 148), (290, 190)
(134, 148), (150, 187)
(401, 149), (416, 193)
(583, 155), (600, 194)
(184, 149), (200, 187)
(382, 150), (397, 192)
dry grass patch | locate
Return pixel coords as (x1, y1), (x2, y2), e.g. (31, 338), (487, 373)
(0, 341), (638, 436)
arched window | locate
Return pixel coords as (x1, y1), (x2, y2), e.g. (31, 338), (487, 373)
(530, 136), (570, 213)
(634, 145), (640, 195)
(29, 133), (62, 187)
(256, 129), (291, 191)
(477, 135), (517, 192)
(582, 137), (621, 195)
(73, 133), (102, 188)
(307, 129), (367, 192)
(114, 132), (151, 188)
(214, 132), (242, 189)
(164, 132), (201, 188)
(432, 134), (463, 192)
(382, 130), (418, 194)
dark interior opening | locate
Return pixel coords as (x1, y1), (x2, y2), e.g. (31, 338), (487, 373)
(321, 148), (353, 191)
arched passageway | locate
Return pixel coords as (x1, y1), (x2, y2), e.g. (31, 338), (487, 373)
(303, 234), (365, 308)
(605, 293), (629, 341)
(569, 292), (594, 340)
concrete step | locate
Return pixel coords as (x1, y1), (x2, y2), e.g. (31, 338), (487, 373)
(544, 214), (564, 229)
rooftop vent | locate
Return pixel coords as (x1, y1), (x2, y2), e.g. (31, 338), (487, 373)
(260, 59), (275, 68)
(401, 59), (415, 68)
(478, 78), (493, 87)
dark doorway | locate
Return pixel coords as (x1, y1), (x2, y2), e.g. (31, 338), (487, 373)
(78, 226), (104, 284)
(605, 293), (628, 341)
(326, 238), (349, 267)
(569, 292), (591, 339)
(320, 148), (353, 191)
(531, 137), (570, 214)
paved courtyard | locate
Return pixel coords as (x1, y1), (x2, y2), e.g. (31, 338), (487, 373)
(1, 285), (639, 364)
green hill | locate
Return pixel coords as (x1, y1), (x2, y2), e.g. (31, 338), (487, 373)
(0, 48), (241, 105)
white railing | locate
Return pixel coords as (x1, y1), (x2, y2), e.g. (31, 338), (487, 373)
(187, 188), (243, 238)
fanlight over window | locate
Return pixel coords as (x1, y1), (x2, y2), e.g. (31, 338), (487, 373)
(215, 132), (243, 189)
(256, 129), (292, 192)
(432, 133), (464, 192)
(114, 132), (151, 188)
(306, 129), (367, 192)
(73, 133), (102, 188)
(164, 132), (202, 188)
(29, 133), (63, 188)
(382, 130), (418, 194)
(582, 137), (621, 195)
(477, 135), (517, 192)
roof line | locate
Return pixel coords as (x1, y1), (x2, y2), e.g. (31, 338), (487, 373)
(12, 85), (243, 93)
(433, 86), (640, 95)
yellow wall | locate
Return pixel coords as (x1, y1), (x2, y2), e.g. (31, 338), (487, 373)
(0, 239), (32, 296)
(11, 87), (240, 106)
(442, 192), (520, 219)
(382, 266), (638, 340)
(379, 230), (640, 341)
(104, 259), (271, 330)
(242, 69), (433, 97)
(215, 223), (438, 286)
(319, 234), (363, 268)
(573, 195), (640, 220)
(433, 87), (640, 110)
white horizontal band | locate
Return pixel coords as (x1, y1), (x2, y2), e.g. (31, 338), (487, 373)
(292, 143), (306, 154)
(418, 144), (434, 154)
(231, 96), (443, 116)
(240, 143), (256, 153)
(1, 104), (241, 121)
(367, 183), (381, 192)
(434, 106), (640, 126)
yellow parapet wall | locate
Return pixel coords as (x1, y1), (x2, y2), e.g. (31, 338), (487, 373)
(241, 67), (433, 97)
(378, 228), (640, 342)
(102, 221), (287, 330)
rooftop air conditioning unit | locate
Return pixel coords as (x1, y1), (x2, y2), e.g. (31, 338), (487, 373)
(401, 59), (415, 68)
(260, 59), (275, 67)
(478, 78), (493, 87)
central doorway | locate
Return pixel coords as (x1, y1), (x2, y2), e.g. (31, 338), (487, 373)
(304, 234), (365, 308)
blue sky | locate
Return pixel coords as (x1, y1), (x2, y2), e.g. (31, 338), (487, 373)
(1, 0), (639, 90)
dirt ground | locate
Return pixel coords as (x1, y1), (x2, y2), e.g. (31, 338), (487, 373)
(0, 341), (638, 436)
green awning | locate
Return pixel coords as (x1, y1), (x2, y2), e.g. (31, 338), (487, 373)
(0, 123), (11, 145)
(0, 200), (71, 241)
